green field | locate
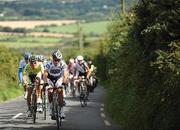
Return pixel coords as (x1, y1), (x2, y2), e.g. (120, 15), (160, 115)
(0, 35), (62, 48)
(34, 21), (109, 35)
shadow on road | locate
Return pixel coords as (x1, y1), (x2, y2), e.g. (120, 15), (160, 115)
(0, 87), (121, 130)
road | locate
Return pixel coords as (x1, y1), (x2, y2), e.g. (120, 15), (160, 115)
(0, 86), (120, 130)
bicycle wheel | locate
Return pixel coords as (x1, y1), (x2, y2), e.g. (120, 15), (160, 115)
(72, 83), (76, 97)
(84, 84), (88, 106)
(43, 92), (47, 120)
(80, 85), (85, 107)
(56, 92), (63, 130)
(32, 92), (37, 123)
(55, 104), (60, 130)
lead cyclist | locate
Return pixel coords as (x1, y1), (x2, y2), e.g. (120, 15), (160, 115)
(43, 50), (68, 120)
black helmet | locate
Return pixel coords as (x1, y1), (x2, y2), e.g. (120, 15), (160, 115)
(24, 52), (31, 61)
(52, 50), (62, 60)
(29, 55), (37, 63)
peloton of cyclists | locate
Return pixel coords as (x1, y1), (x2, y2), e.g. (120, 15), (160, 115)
(19, 51), (98, 118)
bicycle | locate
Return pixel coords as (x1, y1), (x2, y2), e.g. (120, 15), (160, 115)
(28, 82), (44, 123)
(79, 76), (88, 107)
(48, 80), (64, 130)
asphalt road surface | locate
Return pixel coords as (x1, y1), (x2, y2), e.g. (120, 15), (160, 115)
(0, 86), (120, 130)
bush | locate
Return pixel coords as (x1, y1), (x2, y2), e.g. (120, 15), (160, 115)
(0, 46), (22, 102)
(101, 0), (180, 129)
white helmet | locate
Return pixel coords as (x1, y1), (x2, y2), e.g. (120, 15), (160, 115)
(69, 58), (74, 63)
(77, 55), (83, 61)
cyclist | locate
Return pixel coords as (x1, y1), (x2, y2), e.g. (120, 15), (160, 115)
(43, 50), (68, 119)
(68, 58), (75, 76)
(66, 58), (76, 95)
(73, 55), (91, 97)
(18, 52), (31, 100)
(23, 55), (45, 116)
(37, 55), (45, 63)
(87, 58), (98, 92)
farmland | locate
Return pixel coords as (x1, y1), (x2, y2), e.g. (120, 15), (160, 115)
(0, 20), (76, 29)
(34, 21), (110, 35)
(0, 20), (108, 60)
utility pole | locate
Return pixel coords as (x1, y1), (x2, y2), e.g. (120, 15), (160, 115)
(77, 21), (83, 54)
(120, 0), (125, 14)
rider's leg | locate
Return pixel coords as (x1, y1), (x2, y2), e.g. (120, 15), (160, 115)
(47, 88), (53, 116)
(74, 79), (80, 96)
(35, 75), (42, 104)
(23, 84), (28, 100)
(56, 78), (66, 118)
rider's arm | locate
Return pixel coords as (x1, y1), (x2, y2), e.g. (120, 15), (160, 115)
(61, 60), (68, 83)
(63, 69), (68, 83)
(18, 68), (23, 83)
(86, 66), (91, 79)
(43, 70), (48, 83)
(84, 62), (91, 79)
(18, 60), (25, 83)
(43, 62), (50, 83)
(22, 65), (28, 84)
(90, 65), (94, 72)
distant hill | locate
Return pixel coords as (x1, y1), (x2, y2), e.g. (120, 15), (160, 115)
(0, 0), (137, 21)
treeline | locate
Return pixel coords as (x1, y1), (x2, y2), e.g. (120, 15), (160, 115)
(0, 26), (28, 33)
(0, 46), (22, 102)
(97, 0), (180, 129)
(0, 0), (133, 21)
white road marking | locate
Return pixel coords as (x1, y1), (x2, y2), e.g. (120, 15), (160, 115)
(101, 104), (104, 107)
(104, 120), (111, 126)
(100, 113), (106, 118)
(100, 108), (104, 111)
(12, 113), (23, 119)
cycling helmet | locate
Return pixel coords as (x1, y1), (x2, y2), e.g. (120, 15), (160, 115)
(69, 58), (74, 64)
(29, 55), (37, 63)
(77, 55), (83, 61)
(37, 55), (44, 62)
(24, 52), (31, 61)
(52, 50), (62, 60)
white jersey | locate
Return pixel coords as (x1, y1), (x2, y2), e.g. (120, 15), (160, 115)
(19, 59), (26, 69)
(74, 61), (88, 77)
(45, 60), (67, 80)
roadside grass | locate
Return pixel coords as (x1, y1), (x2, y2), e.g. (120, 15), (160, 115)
(0, 80), (23, 103)
(34, 21), (109, 35)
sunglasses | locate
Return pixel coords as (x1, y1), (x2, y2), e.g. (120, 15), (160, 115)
(30, 61), (37, 64)
(53, 59), (60, 62)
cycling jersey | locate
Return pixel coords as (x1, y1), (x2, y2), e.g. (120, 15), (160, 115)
(88, 64), (95, 72)
(45, 60), (67, 82)
(23, 62), (44, 83)
(68, 63), (75, 75)
(75, 61), (88, 77)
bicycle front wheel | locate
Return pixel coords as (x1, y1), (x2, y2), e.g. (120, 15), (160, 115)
(32, 92), (37, 123)
(43, 93), (47, 120)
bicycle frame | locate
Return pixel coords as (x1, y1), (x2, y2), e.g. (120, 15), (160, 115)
(42, 86), (48, 120)
(48, 81), (64, 130)
(79, 76), (88, 107)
